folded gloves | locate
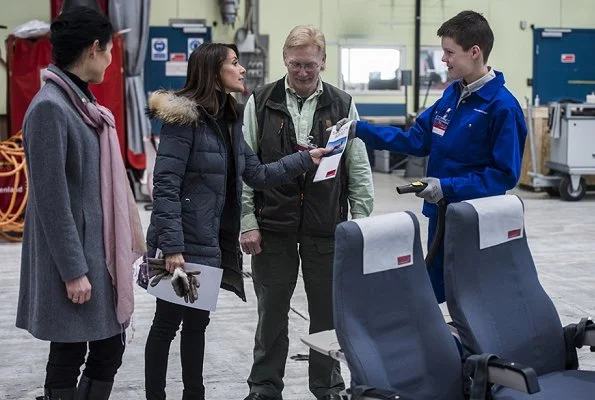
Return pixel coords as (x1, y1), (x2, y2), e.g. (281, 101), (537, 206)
(146, 258), (201, 303)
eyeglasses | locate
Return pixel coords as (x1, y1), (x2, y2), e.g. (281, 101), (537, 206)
(287, 61), (320, 72)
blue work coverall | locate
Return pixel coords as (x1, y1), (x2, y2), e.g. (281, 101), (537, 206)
(356, 71), (527, 302)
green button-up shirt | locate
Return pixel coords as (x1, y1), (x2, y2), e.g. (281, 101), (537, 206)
(241, 77), (374, 233)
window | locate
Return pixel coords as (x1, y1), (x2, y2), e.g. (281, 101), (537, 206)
(419, 46), (452, 94)
(340, 46), (405, 92)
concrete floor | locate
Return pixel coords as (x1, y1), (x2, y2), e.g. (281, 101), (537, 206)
(1, 172), (594, 399)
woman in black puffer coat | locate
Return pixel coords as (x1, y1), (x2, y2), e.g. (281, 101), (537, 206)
(144, 43), (330, 400)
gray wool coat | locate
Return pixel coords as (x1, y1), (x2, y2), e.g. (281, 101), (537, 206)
(16, 65), (124, 342)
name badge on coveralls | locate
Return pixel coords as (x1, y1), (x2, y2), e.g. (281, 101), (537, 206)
(432, 108), (451, 137)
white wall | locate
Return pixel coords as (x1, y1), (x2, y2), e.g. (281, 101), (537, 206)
(260, 0), (595, 112)
(1, 0), (594, 118)
(149, 0), (244, 42)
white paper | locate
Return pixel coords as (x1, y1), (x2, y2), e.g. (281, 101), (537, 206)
(147, 262), (223, 311)
(165, 61), (188, 77)
(313, 121), (352, 182)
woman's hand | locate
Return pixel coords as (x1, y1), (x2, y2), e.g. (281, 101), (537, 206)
(308, 147), (333, 165)
(65, 275), (92, 304)
(165, 253), (185, 273)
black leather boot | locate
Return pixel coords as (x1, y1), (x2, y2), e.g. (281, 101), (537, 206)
(36, 387), (77, 400)
(77, 375), (114, 400)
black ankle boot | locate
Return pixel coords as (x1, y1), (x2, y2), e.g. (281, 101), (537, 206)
(36, 387), (77, 400)
(77, 375), (114, 400)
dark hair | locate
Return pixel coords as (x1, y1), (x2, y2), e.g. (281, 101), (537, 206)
(437, 10), (494, 63)
(50, 6), (114, 68)
(176, 43), (239, 116)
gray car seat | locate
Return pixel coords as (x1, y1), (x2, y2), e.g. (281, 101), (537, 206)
(303, 210), (540, 400)
(333, 212), (465, 400)
(444, 195), (595, 399)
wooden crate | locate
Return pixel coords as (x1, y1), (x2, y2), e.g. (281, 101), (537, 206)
(520, 106), (550, 188)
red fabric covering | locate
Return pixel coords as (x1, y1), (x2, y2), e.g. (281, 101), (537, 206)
(5, 34), (144, 169)
(91, 36), (146, 169)
(6, 34), (52, 136)
(50, 0), (108, 20)
(89, 35), (127, 165)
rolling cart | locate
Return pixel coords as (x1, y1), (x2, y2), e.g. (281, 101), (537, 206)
(525, 99), (595, 201)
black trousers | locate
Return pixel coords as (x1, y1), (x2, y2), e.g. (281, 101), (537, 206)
(45, 333), (125, 389)
(145, 298), (211, 400)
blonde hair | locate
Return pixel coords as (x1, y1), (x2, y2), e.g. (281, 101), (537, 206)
(283, 25), (326, 56)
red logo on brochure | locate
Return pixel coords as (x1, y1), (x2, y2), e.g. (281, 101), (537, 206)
(507, 229), (521, 239)
(325, 169), (337, 178)
(397, 255), (412, 265)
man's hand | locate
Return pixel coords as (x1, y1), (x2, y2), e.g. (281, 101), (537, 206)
(328, 118), (357, 139)
(66, 275), (92, 304)
(308, 147), (332, 164)
(165, 253), (185, 273)
(240, 230), (262, 255)
(416, 177), (444, 204)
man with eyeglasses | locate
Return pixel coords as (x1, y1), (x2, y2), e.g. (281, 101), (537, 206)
(241, 25), (374, 400)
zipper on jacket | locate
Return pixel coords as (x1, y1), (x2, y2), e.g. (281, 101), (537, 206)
(298, 190), (305, 231)
(297, 119), (323, 232)
(210, 117), (228, 217)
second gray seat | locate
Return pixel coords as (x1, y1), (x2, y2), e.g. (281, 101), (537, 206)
(444, 195), (595, 399)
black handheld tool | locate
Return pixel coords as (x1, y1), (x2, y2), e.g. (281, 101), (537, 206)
(395, 181), (446, 268)
(396, 181), (427, 194)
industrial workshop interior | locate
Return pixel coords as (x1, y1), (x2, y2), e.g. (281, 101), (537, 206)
(1, 0), (595, 399)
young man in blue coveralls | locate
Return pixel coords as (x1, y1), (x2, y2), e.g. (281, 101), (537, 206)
(336, 10), (527, 303)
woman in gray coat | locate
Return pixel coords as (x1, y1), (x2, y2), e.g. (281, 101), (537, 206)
(17, 7), (145, 400)
(144, 43), (331, 400)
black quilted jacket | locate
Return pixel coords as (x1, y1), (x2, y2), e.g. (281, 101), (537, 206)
(145, 90), (315, 300)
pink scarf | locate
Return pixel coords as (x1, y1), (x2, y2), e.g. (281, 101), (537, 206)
(42, 68), (146, 324)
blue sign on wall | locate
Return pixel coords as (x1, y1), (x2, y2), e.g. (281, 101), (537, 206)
(145, 26), (211, 135)
(533, 28), (595, 104)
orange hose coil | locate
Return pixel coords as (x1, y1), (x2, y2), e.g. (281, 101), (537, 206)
(0, 131), (27, 242)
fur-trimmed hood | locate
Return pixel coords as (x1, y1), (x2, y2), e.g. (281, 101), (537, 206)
(147, 90), (243, 126)
(147, 90), (200, 126)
